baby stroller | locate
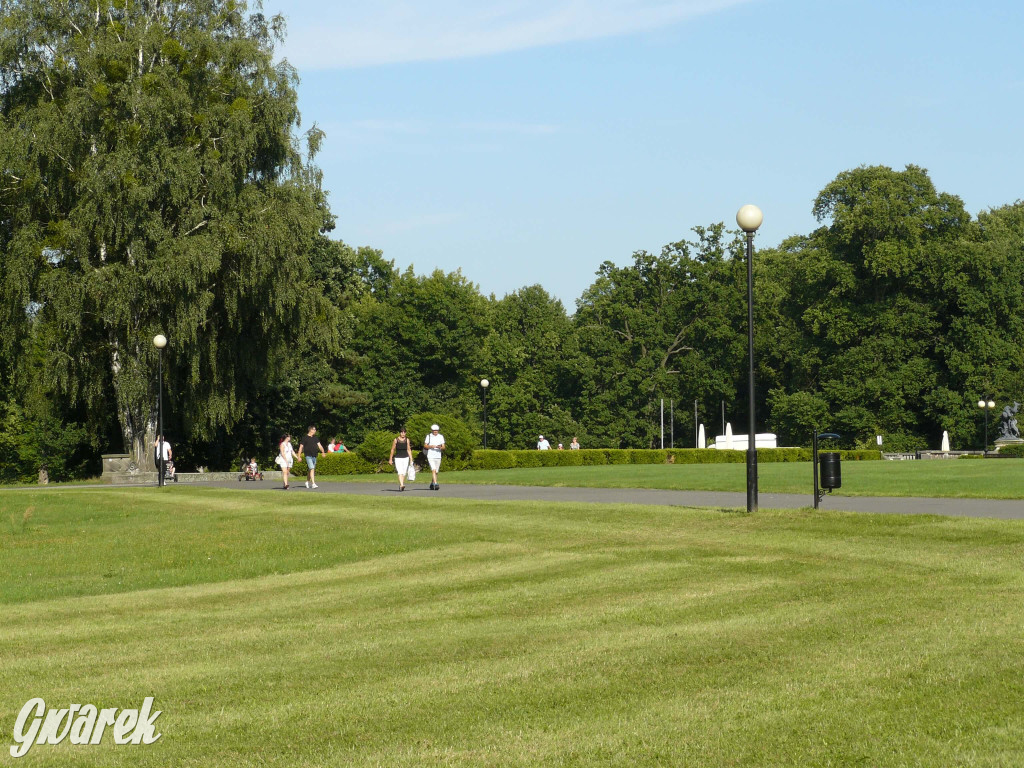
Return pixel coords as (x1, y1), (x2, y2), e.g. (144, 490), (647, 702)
(162, 459), (177, 483)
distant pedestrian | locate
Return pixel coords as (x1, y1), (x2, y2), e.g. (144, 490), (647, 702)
(297, 425), (325, 489)
(388, 427), (414, 491)
(537, 435), (551, 450)
(277, 433), (296, 490)
(423, 424), (445, 490)
(154, 435), (176, 481)
(569, 437), (580, 450)
(557, 443), (564, 450)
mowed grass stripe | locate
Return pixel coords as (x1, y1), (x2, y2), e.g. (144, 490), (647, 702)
(0, 489), (1022, 766)
(433, 459), (1024, 498)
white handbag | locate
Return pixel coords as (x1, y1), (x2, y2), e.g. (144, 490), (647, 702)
(407, 462), (416, 481)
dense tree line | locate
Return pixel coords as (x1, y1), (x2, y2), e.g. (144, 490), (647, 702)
(2, 5), (1022, 479)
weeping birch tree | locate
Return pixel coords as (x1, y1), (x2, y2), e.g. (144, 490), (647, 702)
(0, 0), (339, 466)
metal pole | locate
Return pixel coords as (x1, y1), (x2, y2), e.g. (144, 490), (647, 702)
(694, 400), (698, 448)
(721, 400), (725, 437)
(483, 387), (488, 449)
(983, 406), (988, 457)
(158, 349), (164, 488)
(670, 400), (674, 449)
(812, 431), (819, 509)
(745, 231), (758, 513)
(660, 398), (664, 449)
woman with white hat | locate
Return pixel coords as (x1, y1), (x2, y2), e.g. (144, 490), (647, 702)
(423, 424), (446, 490)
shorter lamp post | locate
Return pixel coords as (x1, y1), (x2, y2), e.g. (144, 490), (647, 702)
(978, 398), (995, 456)
(153, 334), (167, 486)
(481, 379), (490, 448)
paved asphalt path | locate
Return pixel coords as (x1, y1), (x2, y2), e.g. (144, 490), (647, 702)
(202, 479), (1024, 520)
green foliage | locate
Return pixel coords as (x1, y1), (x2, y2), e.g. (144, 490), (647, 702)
(479, 285), (583, 449)
(315, 451), (374, 475)
(468, 450), (520, 470)
(337, 266), (491, 439)
(574, 226), (747, 448)
(997, 444), (1024, 458)
(356, 430), (400, 465)
(0, 0), (341, 470)
(406, 412), (476, 461)
(767, 390), (830, 447)
(461, 448), (884, 472)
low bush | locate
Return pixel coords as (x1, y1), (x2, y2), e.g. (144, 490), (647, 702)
(669, 449), (744, 464)
(470, 450), (520, 470)
(356, 430), (399, 465)
(997, 443), (1024, 458)
(578, 449), (610, 466)
(316, 452), (375, 475)
(628, 450), (667, 465)
(312, 446), (883, 476)
(405, 412), (476, 461)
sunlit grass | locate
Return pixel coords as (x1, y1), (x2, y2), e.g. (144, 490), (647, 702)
(1, 487), (1022, 766)
(428, 459), (1024, 498)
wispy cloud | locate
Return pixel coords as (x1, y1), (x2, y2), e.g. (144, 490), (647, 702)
(264, 0), (754, 70)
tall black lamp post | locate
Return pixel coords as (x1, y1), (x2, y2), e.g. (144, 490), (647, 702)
(154, 334), (167, 486)
(736, 204), (763, 513)
(480, 378), (490, 448)
(978, 397), (995, 456)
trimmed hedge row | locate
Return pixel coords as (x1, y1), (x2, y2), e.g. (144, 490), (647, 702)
(997, 443), (1024, 458)
(314, 447), (882, 475)
(469, 448), (881, 470)
(314, 452), (375, 475)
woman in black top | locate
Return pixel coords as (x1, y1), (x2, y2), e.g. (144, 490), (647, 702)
(388, 428), (413, 491)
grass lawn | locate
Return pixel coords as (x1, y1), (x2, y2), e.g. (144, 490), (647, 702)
(1, 487), (1022, 766)
(421, 459), (1024, 498)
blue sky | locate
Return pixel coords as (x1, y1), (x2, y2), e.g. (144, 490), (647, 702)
(260, 0), (1024, 309)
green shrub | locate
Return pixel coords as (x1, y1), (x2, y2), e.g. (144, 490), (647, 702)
(577, 449), (609, 466)
(406, 412), (476, 461)
(316, 452), (375, 475)
(514, 450), (544, 468)
(628, 450), (668, 464)
(470, 450), (520, 470)
(461, 447), (883, 470)
(668, 449), (744, 464)
(997, 443), (1024, 458)
(605, 449), (631, 465)
(537, 450), (584, 467)
(356, 430), (400, 465)
(838, 450), (882, 461)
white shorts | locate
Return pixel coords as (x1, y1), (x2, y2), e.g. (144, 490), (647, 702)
(394, 457), (410, 475)
(427, 456), (441, 472)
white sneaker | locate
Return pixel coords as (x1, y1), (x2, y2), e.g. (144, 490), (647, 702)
(311, 483), (319, 489)
(305, 481), (310, 488)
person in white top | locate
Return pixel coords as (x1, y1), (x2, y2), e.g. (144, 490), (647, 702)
(423, 424), (445, 490)
(537, 435), (551, 450)
(277, 433), (297, 490)
(154, 435), (175, 481)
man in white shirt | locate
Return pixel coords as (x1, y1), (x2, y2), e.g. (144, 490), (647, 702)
(154, 435), (175, 481)
(537, 435), (551, 450)
(423, 424), (446, 490)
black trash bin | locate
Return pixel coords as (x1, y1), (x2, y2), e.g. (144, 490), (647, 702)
(819, 452), (841, 490)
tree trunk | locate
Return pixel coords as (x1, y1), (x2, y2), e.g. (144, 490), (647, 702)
(123, 411), (158, 471)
